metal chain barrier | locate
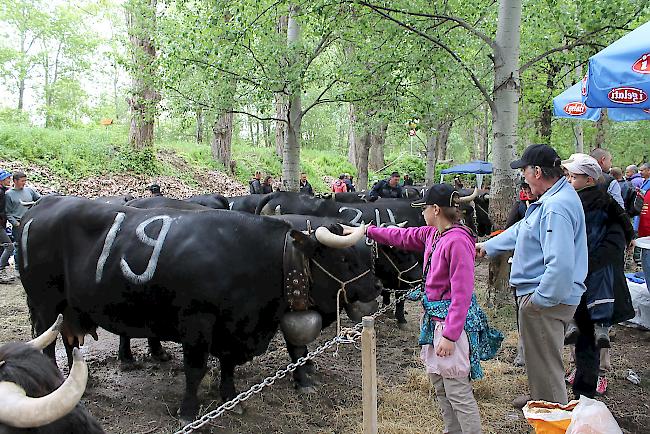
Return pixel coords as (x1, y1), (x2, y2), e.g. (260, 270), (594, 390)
(174, 290), (413, 434)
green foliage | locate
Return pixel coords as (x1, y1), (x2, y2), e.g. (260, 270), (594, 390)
(0, 108), (31, 125)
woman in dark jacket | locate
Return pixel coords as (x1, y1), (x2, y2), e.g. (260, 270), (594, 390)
(564, 155), (634, 399)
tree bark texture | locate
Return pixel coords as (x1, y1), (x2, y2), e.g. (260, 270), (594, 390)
(369, 123), (386, 171)
(274, 14), (289, 158)
(435, 121), (452, 160)
(196, 108), (204, 144)
(574, 123), (584, 153)
(355, 131), (372, 192)
(126, 0), (160, 149)
(425, 132), (437, 187)
(488, 0), (522, 307)
(594, 109), (607, 149)
(210, 111), (233, 171)
(281, 5), (302, 192)
(348, 103), (357, 165)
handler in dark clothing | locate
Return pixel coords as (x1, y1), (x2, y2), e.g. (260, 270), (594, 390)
(0, 170), (15, 283)
(563, 154), (634, 399)
(299, 173), (313, 195)
(505, 181), (538, 228)
(402, 174), (414, 186)
(369, 172), (402, 201)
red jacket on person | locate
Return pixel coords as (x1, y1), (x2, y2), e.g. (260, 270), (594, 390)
(638, 190), (650, 237)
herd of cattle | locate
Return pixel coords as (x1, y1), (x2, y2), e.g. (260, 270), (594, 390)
(0, 186), (488, 431)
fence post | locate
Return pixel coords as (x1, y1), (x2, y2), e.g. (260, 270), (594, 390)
(362, 316), (377, 434)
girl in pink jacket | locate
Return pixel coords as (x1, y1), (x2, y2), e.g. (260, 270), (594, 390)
(366, 183), (484, 434)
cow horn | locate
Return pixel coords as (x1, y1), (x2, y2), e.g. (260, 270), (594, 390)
(27, 314), (63, 350)
(274, 205), (281, 215)
(455, 188), (479, 204)
(396, 221), (408, 228)
(483, 194), (490, 200)
(315, 224), (366, 248)
(0, 348), (88, 428)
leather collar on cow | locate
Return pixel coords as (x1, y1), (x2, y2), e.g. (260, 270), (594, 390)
(283, 232), (312, 311)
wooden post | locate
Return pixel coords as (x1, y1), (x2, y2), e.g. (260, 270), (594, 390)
(362, 316), (378, 434)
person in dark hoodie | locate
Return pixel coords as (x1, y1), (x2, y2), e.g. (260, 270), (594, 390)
(563, 154), (635, 399)
(0, 170), (15, 283)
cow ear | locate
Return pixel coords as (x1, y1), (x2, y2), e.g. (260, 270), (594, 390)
(327, 224), (343, 235)
(289, 229), (317, 256)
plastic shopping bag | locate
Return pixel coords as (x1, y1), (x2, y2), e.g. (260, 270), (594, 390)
(523, 400), (578, 434)
(566, 395), (622, 434)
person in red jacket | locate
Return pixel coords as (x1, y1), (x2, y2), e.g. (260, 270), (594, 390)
(331, 174), (348, 193)
(637, 189), (650, 290)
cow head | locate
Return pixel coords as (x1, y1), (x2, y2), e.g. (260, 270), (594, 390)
(289, 224), (378, 317)
(0, 316), (102, 432)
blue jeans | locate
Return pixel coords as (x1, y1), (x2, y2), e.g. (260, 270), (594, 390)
(0, 229), (14, 269)
(642, 248), (650, 293)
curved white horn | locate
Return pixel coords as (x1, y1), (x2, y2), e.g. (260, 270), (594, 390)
(396, 221), (408, 228)
(455, 187), (479, 203)
(483, 194), (490, 200)
(315, 224), (366, 248)
(0, 348), (88, 428)
(274, 205), (281, 215)
(28, 314), (63, 350)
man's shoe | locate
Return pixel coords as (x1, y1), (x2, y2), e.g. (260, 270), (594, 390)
(595, 325), (611, 348)
(512, 394), (531, 409)
(566, 368), (576, 385)
(564, 322), (579, 345)
(596, 376), (608, 395)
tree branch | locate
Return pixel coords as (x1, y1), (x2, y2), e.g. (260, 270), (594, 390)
(354, 0), (498, 53)
(301, 79), (339, 117)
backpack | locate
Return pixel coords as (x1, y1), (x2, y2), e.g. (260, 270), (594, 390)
(620, 180), (640, 216)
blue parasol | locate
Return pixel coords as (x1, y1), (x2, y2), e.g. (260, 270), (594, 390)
(553, 81), (650, 121)
(583, 20), (650, 109)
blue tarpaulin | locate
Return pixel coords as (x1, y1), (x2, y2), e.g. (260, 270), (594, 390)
(440, 160), (492, 187)
(584, 20), (650, 109)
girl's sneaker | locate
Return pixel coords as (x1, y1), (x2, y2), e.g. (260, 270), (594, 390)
(565, 368), (576, 385)
(596, 376), (608, 395)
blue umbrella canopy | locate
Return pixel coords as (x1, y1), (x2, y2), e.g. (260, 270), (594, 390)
(553, 81), (650, 121)
(441, 160), (492, 174)
(584, 20), (650, 109)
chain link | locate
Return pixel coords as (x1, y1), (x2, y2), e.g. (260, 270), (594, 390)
(174, 290), (413, 434)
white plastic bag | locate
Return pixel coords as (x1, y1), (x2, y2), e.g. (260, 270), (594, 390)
(565, 395), (622, 434)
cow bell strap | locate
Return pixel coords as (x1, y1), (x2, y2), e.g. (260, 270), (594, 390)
(283, 232), (311, 311)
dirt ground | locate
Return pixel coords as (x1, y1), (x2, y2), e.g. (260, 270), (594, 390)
(1, 261), (648, 434)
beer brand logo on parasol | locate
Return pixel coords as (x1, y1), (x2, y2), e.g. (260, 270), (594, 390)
(608, 87), (648, 104)
(564, 102), (587, 116)
(644, 109), (650, 114)
(632, 53), (650, 74)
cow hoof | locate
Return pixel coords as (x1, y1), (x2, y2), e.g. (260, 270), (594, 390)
(397, 322), (409, 331)
(297, 385), (317, 394)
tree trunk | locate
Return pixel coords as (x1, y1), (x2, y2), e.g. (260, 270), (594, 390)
(369, 122), (386, 171)
(248, 114), (256, 147)
(281, 5), (302, 192)
(126, 0), (160, 149)
(425, 131), (437, 187)
(594, 109), (607, 149)
(538, 63), (560, 143)
(262, 121), (271, 147)
(211, 111), (233, 171)
(355, 131), (372, 191)
(487, 0), (522, 308)
(274, 15), (288, 157)
(436, 121), (452, 160)
(347, 103), (357, 165)
(196, 108), (204, 143)
(574, 123), (584, 153)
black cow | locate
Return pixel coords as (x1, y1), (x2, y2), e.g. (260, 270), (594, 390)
(184, 193), (230, 209)
(19, 196), (377, 423)
(125, 196), (209, 211)
(0, 317), (103, 433)
(274, 215), (422, 328)
(457, 188), (492, 237)
(255, 192), (427, 227)
(228, 194), (268, 213)
(94, 194), (135, 205)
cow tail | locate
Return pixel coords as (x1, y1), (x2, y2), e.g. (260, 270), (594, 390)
(254, 193), (274, 215)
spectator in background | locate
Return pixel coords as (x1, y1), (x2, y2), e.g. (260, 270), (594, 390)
(403, 174), (414, 186)
(611, 167), (636, 216)
(369, 172), (402, 201)
(343, 173), (355, 192)
(589, 148), (624, 208)
(637, 188), (650, 286)
(0, 170), (15, 283)
(299, 173), (313, 195)
(332, 174), (348, 193)
(454, 177), (464, 190)
(505, 180), (539, 229)
(249, 171), (263, 194)
(626, 165), (644, 189)
(5, 171), (41, 232)
(262, 176), (274, 194)
(146, 184), (163, 196)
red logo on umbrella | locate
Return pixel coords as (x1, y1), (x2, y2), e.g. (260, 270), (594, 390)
(644, 109), (650, 114)
(608, 87), (648, 104)
(564, 102), (587, 116)
(632, 53), (650, 74)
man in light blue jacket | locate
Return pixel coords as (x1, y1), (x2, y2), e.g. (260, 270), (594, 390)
(477, 144), (587, 407)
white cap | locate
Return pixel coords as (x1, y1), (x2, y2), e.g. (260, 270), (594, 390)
(562, 153), (602, 180)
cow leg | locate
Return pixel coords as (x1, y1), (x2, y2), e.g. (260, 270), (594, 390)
(395, 297), (408, 329)
(118, 336), (135, 362)
(179, 342), (210, 424)
(148, 338), (171, 362)
(285, 340), (317, 393)
(218, 356), (244, 414)
(381, 290), (391, 307)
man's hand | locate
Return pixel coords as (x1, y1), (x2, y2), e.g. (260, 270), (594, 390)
(475, 242), (486, 258)
(435, 336), (455, 357)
